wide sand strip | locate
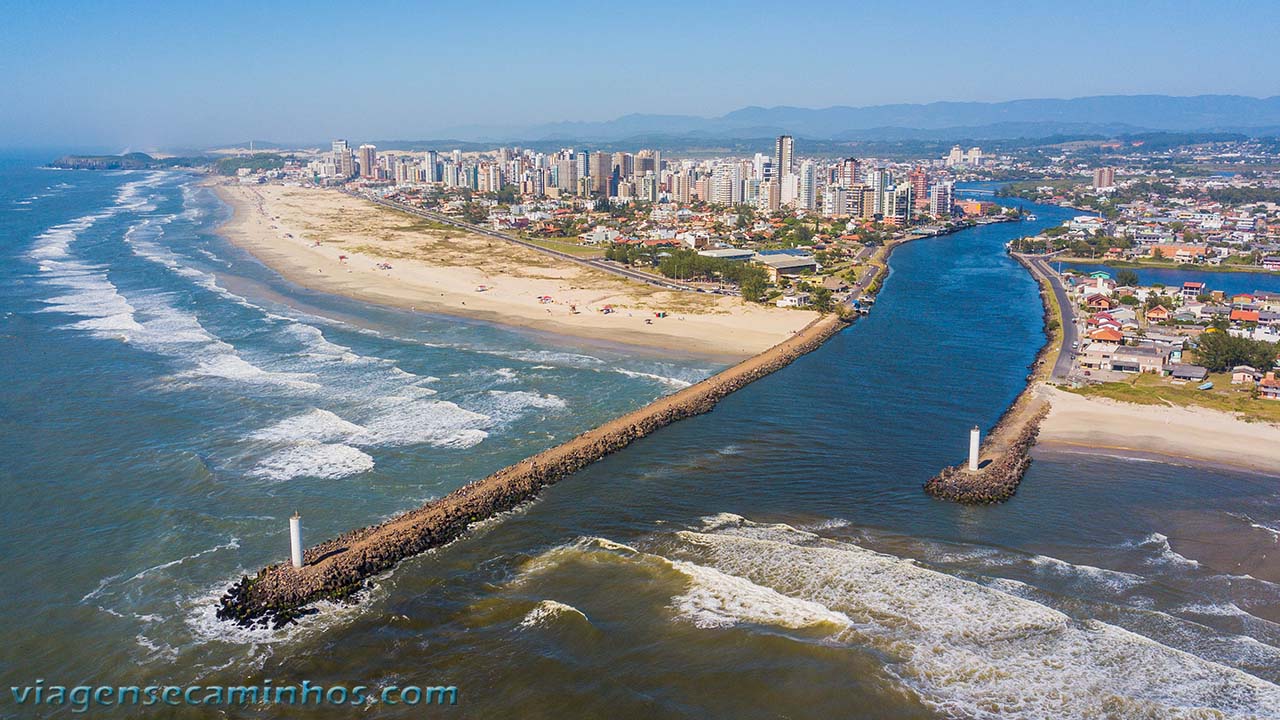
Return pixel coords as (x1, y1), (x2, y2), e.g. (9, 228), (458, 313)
(1037, 385), (1280, 474)
(210, 181), (817, 358)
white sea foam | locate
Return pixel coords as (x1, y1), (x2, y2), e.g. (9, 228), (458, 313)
(663, 519), (1280, 719)
(252, 408), (368, 444)
(669, 559), (852, 630)
(252, 441), (375, 481)
(1024, 553), (1147, 592)
(355, 395), (490, 448)
(519, 600), (589, 629)
(479, 390), (567, 424)
(612, 367), (693, 388)
(1128, 532), (1203, 569)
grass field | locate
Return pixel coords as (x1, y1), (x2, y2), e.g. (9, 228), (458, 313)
(1067, 371), (1280, 424)
(521, 236), (606, 258)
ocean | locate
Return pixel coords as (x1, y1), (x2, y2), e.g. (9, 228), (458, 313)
(2, 157), (1279, 718)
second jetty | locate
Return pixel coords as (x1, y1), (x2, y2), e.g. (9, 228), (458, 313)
(923, 251), (1061, 504)
(218, 313), (849, 628)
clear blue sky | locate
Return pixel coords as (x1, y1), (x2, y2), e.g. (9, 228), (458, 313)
(3, 0), (1277, 149)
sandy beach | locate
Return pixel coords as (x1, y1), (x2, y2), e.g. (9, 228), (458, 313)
(1037, 384), (1280, 474)
(210, 181), (818, 359)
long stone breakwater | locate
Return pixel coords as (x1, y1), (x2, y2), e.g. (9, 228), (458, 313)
(923, 252), (1060, 504)
(218, 313), (850, 628)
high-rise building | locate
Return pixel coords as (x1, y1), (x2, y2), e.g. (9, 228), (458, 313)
(1093, 167), (1116, 189)
(612, 152), (634, 180)
(869, 169), (892, 214)
(796, 160), (817, 211)
(358, 145), (378, 179)
(929, 182), (954, 217)
(555, 157), (578, 191)
(839, 158), (859, 188)
(883, 183), (913, 224)
(331, 140), (355, 179)
(712, 164), (742, 205)
(822, 186), (847, 218)
(945, 145), (965, 167)
(757, 180), (781, 212)
(845, 183), (877, 220)
(589, 152), (612, 195)
(635, 150), (658, 178)
(909, 167), (929, 212)
(774, 135), (795, 179)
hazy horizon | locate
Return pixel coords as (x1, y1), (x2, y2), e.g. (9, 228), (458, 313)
(4, 0), (1279, 148)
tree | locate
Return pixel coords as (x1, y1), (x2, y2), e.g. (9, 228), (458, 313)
(1116, 269), (1139, 287)
(1194, 330), (1279, 372)
(811, 287), (834, 312)
(740, 267), (768, 303)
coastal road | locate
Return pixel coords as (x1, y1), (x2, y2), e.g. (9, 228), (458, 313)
(1022, 254), (1077, 380)
(356, 192), (713, 295)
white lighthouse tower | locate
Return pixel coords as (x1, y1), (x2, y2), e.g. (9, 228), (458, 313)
(289, 512), (304, 568)
(968, 425), (981, 472)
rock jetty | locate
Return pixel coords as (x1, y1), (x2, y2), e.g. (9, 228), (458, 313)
(218, 314), (848, 628)
(923, 251), (1060, 504)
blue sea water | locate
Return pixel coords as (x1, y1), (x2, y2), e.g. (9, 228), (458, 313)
(3, 160), (1280, 719)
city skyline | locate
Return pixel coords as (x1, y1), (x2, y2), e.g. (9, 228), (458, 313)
(4, 0), (1280, 148)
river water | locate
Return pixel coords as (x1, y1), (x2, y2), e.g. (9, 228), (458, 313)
(3, 160), (1279, 718)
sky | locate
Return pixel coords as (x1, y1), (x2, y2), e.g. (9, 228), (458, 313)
(3, 0), (1278, 150)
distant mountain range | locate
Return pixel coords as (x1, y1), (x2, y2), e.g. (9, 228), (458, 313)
(429, 95), (1280, 143)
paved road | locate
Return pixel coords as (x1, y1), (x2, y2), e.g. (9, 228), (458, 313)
(1023, 254), (1078, 380)
(359, 193), (718, 295)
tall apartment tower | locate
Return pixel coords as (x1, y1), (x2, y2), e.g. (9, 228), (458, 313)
(331, 139), (355, 178)
(839, 158), (859, 188)
(589, 151), (613, 196)
(909, 167), (929, 212)
(358, 144), (378, 179)
(774, 135), (795, 179)
(1093, 167), (1116, 189)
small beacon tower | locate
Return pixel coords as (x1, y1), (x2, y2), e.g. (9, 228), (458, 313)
(968, 425), (981, 472)
(289, 512), (304, 568)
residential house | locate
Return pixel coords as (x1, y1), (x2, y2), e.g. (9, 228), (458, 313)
(1078, 343), (1116, 370)
(776, 292), (811, 308)
(1169, 364), (1210, 382)
(1109, 345), (1169, 374)
(1261, 372), (1280, 400)
(1085, 294), (1119, 311)
(1231, 365), (1263, 385)
(1180, 281), (1205, 300)
(1089, 328), (1124, 345)
(1231, 309), (1261, 324)
(1145, 305), (1171, 323)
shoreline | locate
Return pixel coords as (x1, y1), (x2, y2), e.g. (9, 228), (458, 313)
(217, 313), (850, 628)
(1036, 385), (1280, 475)
(207, 180), (816, 361)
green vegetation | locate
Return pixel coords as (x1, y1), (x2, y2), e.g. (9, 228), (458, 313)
(1193, 328), (1280, 372)
(214, 153), (287, 175)
(642, 248), (771, 302)
(1208, 187), (1280, 205)
(523, 237), (604, 258)
(1068, 373), (1280, 424)
(49, 152), (213, 170)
